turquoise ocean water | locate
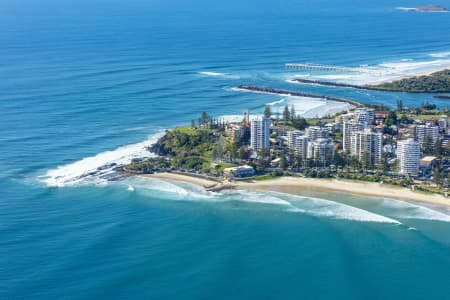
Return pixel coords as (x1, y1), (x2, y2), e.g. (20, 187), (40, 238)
(1, 0), (450, 299)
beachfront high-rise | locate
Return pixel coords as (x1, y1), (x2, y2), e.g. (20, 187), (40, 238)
(397, 138), (421, 174)
(250, 117), (270, 152)
(350, 128), (383, 167)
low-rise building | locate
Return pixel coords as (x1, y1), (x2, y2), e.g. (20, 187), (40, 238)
(420, 156), (438, 170)
(223, 165), (255, 178)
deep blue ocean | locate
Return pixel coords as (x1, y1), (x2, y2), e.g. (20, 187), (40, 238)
(1, 0), (450, 299)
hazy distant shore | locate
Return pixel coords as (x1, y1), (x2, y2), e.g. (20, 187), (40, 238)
(141, 173), (450, 208)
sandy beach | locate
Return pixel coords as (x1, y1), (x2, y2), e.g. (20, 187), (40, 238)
(143, 172), (450, 208)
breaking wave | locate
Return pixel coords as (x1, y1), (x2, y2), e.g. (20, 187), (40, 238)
(379, 199), (450, 222)
(41, 132), (164, 187)
(125, 179), (401, 224)
(198, 71), (240, 79)
(285, 56), (450, 85)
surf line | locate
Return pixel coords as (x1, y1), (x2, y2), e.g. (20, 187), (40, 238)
(235, 85), (363, 107)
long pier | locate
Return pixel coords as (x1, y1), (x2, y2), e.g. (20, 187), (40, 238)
(285, 63), (386, 75)
(236, 85), (362, 107)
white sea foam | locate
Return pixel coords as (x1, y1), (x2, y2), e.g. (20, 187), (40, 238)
(118, 175), (402, 224)
(198, 71), (240, 79)
(266, 99), (285, 106)
(199, 71), (226, 76)
(286, 56), (450, 85)
(279, 96), (352, 119)
(429, 51), (450, 58)
(42, 132), (164, 187)
(128, 177), (217, 201)
(380, 199), (450, 222)
(222, 191), (293, 206)
(232, 86), (353, 119)
(280, 194), (401, 223)
(395, 7), (416, 11)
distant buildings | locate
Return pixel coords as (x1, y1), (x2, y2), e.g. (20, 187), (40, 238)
(397, 138), (421, 174)
(439, 115), (448, 132)
(250, 117), (270, 151)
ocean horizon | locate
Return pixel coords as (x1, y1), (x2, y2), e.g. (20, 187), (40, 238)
(1, 0), (450, 299)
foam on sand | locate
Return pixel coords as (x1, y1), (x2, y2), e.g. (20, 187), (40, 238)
(42, 132), (164, 187)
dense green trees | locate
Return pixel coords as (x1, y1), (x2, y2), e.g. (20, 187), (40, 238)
(373, 69), (450, 93)
(264, 106), (272, 118)
(282, 106), (290, 121)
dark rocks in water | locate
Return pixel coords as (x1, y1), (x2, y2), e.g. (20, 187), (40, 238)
(149, 134), (173, 156)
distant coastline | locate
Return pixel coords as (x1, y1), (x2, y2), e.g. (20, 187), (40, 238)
(396, 5), (449, 12)
(291, 69), (450, 93)
(142, 172), (450, 208)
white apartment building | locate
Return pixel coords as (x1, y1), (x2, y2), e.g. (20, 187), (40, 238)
(307, 138), (334, 166)
(287, 130), (304, 149)
(439, 115), (448, 131)
(415, 123), (439, 146)
(306, 126), (329, 141)
(397, 138), (421, 174)
(354, 107), (375, 124)
(250, 117), (270, 151)
(343, 120), (367, 153)
(351, 128), (383, 166)
(293, 135), (309, 158)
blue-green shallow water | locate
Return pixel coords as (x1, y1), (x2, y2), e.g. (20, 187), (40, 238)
(1, 0), (450, 299)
